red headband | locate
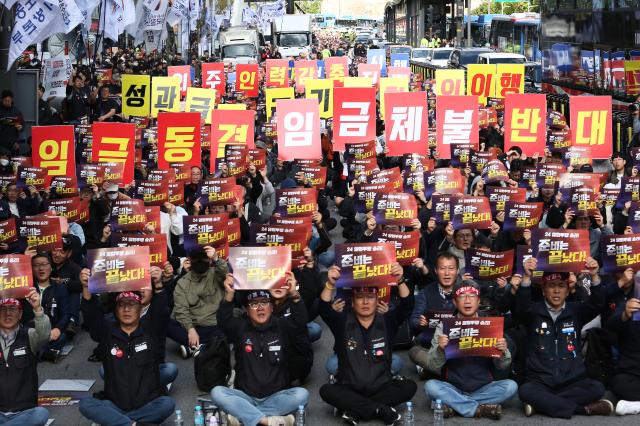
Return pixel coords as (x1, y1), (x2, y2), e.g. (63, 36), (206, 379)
(454, 286), (480, 298)
(0, 298), (22, 309)
(115, 292), (141, 304)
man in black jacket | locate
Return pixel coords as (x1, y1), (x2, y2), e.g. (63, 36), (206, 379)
(51, 237), (82, 338)
(211, 273), (309, 426)
(319, 265), (417, 426)
(0, 90), (24, 155)
(78, 268), (175, 426)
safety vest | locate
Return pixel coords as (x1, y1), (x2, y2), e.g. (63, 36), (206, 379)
(420, 38), (429, 47)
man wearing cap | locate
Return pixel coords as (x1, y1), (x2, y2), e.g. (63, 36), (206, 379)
(424, 281), (517, 419)
(211, 273), (309, 426)
(319, 265), (417, 426)
(78, 268), (175, 425)
(516, 257), (612, 418)
(0, 289), (50, 426)
(171, 246), (228, 358)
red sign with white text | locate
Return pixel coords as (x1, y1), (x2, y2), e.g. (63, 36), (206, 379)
(277, 99), (321, 161)
(333, 87), (377, 150)
(294, 60), (318, 93)
(201, 62), (225, 98)
(385, 91), (428, 156)
(167, 65), (192, 98)
(436, 96), (479, 159)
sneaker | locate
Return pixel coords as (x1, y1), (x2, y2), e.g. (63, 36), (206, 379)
(226, 414), (241, 426)
(475, 404), (502, 420)
(341, 411), (359, 426)
(524, 403), (534, 417)
(376, 405), (401, 426)
(179, 345), (192, 359)
(192, 344), (204, 358)
(616, 400), (640, 416)
(329, 374), (336, 384)
(585, 399), (614, 416)
(266, 414), (294, 426)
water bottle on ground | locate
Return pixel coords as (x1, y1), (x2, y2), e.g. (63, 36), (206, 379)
(174, 410), (184, 426)
(433, 399), (444, 426)
(208, 414), (219, 426)
(404, 401), (414, 426)
(295, 405), (306, 426)
(194, 405), (205, 426)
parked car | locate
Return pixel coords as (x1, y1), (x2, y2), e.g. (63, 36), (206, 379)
(447, 47), (493, 69)
(411, 48), (431, 63)
(426, 47), (454, 68)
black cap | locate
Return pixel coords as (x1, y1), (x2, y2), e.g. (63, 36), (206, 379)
(188, 246), (208, 259)
(244, 290), (271, 305)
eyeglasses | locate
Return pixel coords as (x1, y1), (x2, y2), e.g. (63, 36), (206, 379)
(456, 293), (479, 301)
(0, 306), (19, 314)
(33, 262), (51, 269)
(116, 301), (140, 310)
(247, 301), (270, 310)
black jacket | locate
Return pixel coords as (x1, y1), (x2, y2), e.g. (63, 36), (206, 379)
(52, 260), (82, 294)
(607, 305), (640, 377)
(0, 328), (38, 411)
(22, 282), (70, 332)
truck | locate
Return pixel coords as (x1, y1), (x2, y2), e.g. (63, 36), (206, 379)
(271, 14), (313, 59)
(218, 26), (261, 65)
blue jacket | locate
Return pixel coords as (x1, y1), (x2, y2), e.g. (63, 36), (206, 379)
(410, 282), (455, 346)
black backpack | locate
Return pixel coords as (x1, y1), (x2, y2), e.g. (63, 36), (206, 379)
(194, 336), (231, 392)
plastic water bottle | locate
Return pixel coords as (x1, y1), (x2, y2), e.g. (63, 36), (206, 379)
(208, 414), (219, 426)
(194, 406), (205, 426)
(295, 405), (306, 426)
(174, 410), (184, 426)
(404, 401), (415, 426)
(433, 399), (444, 426)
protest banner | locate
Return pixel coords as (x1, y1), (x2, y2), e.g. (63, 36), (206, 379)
(478, 107), (498, 129)
(294, 60), (317, 93)
(122, 74), (151, 116)
(430, 194), (455, 224)
(325, 56), (348, 83)
(201, 62), (226, 96)
(92, 122), (135, 185)
(299, 166), (327, 189)
(199, 177), (237, 206)
(185, 87), (217, 124)
(442, 317), (504, 359)
(109, 199), (147, 232)
(424, 168), (466, 198)
(228, 246), (291, 290)
(402, 154), (434, 173)
(0, 218), (17, 245)
(373, 192), (418, 226)
(344, 141), (376, 162)
(379, 77), (409, 119)
(403, 170), (425, 196)
(50, 176), (79, 198)
(0, 254), (33, 299)
(450, 143), (476, 168)
(470, 151), (498, 174)
(45, 198), (83, 222)
(87, 246), (151, 294)
(601, 234), (640, 273)
(168, 181), (184, 205)
(495, 64), (525, 98)
(266, 59), (289, 88)
(134, 180), (169, 206)
(630, 147), (640, 169)
(333, 87), (377, 149)
(422, 310), (456, 342)
(144, 206), (161, 234)
(305, 79), (334, 119)
(182, 214), (228, 255)
(616, 177), (640, 209)
(366, 49), (386, 76)
(436, 96), (479, 159)
(167, 65), (192, 97)
(275, 188), (317, 217)
(16, 167), (48, 191)
(147, 169), (177, 184)
(42, 55), (72, 99)
(250, 223), (310, 267)
(228, 218), (241, 247)
(344, 76), (373, 88)
(563, 146), (593, 168)
(266, 87), (295, 120)
(358, 63), (381, 87)
(570, 96), (612, 158)
(504, 94), (546, 156)
(31, 125), (75, 178)
(277, 99), (321, 161)
(465, 249), (514, 279)
(371, 230), (420, 266)
(354, 182), (395, 212)
(112, 234), (167, 268)
(18, 216), (63, 252)
(503, 202), (544, 231)
(235, 64), (259, 97)
(467, 64), (496, 104)
(157, 112), (201, 169)
(210, 109), (255, 159)
(602, 187), (620, 209)
(486, 187), (527, 216)
(334, 242), (397, 288)
(151, 76), (181, 116)
(384, 91), (428, 156)
(451, 196), (492, 230)
(532, 229), (590, 273)
(368, 168), (403, 190)
(434, 69), (466, 96)
(536, 163), (566, 188)
(481, 159), (510, 184)
(568, 187), (600, 215)
(628, 202), (640, 233)
(388, 66), (411, 80)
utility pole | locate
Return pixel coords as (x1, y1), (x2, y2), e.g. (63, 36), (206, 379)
(466, 0), (471, 47)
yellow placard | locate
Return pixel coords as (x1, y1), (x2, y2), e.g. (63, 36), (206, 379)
(625, 61), (640, 95)
(217, 103), (247, 110)
(379, 77), (409, 119)
(185, 87), (216, 124)
(151, 76), (181, 117)
(305, 79), (334, 119)
(467, 64), (496, 105)
(344, 77), (373, 88)
(266, 87), (295, 120)
(122, 75), (150, 117)
(434, 69), (466, 96)
(495, 64), (525, 99)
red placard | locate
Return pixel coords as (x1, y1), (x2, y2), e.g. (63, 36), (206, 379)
(18, 218), (63, 252)
(325, 57), (348, 83)
(199, 177), (237, 206)
(276, 99), (321, 161)
(45, 197), (83, 222)
(333, 87), (377, 150)
(210, 109), (255, 163)
(368, 168), (403, 190)
(436, 96), (479, 159)
(157, 112), (201, 169)
(109, 199), (147, 232)
(371, 230), (420, 266)
(334, 242), (397, 288)
(0, 254), (33, 299)
(373, 192), (418, 226)
(87, 246), (151, 293)
(465, 249), (514, 279)
(424, 168), (466, 198)
(358, 63), (381, 86)
(250, 223), (310, 266)
(113, 233), (167, 268)
(92, 122), (135, 185)
(0, 218), (17, 244)
(135, 180), (169, 206)
(486, 187), (527, 216)
(50, 176), (79, 198)
(481, 159), (510, 184)
(300, 166), (327, 189)
(266, 59), (289, 88)
(354, 182), (396, 212)
(182, 214), (228, 255)
(504, 94), (546, 156)
(294, 60), (317, 93)
(451, 196), (492, 230)
(229, 246), (292, 290)
(31, 125), (75, 178)
(235, 64), (259, 97)
(387, 66), (411, 79)
(275, 188), (317, 217)
(201, 62), (225, 98)
(228, 218), (241, 247)
(569, 96), (612, 159)
(344, 141), (376, 162)
(532, 229), (590, 273)
(385, 91), (428, 156)
(503, 202), (544, 231)
(17, 167), (47, 191)
(443, 317), (504, 359)
(167, 65), (192, 98)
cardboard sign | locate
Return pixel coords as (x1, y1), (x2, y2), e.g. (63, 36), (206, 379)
(372, 192), (417, 226)
(371, 230), (420, 266)
(503, 202), (544, 231)
(266, 59), (289, 88)
(451, 196), (492, 230)
(424, 168), (465, 198)
(333, 87), (376, 150)
(18, 218), (62, 252)
(275, 188), (317, 217)
(45, 197), (83, 222)
(379, 77), (409, 119)
(504, 94), (546, 156)
(277, 99), (321, 161)
(157, 112), (201, 169)
(228, 246), (291, 290)
(0, 254), (33, 298)
(305, 79), (334, 119)
(443, 317), (504, 359)
(266, 87), (295, 120)
(434, 69), (465, 96)
(151, 76), (181, 116)
(294, 60), (317, 93)
(429, 194), (454, 224)
(481, 159), (510, 184)
(532, 229), (590, 273)
(334, 242), (397, 288)
(134, 180), (169, 206)
(16, 167), (47, 191)
(368, 168), (403, 190)
(325, 56), (348, 83)
(436, 96), (479, 159)
(112, 233), (167, 268)
(235, 64), (259, 97)
(87, 246), (151, 293)
(210, 109), (255, 159)
(167, 65), (192, 98)
(250, 223), (310, 266)
(495, 64), (525, 98)
(448, 143), (474, 168)
(385, 91), (428, 156)
(601, 234), (640, 273)
(182, 214), (228, 255)
(91, 122), (135, 185)
(465, 249), (514, 279)
(109, 199), (147, 232)
(617, 177), (640, 209)
(199, 177), (237, 206)
(122, 74), (151, 116)
(467, 64), (496, 105)
(0, 218), (17, 244)
(358, 63), (381, 86)
(570, 96), (612, 158)
(31, 125), (75, 178)
(185, 87), (216, 124)
(201, 62), (226, 96)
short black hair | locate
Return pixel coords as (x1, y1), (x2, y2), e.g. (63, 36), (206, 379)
(435, 252), (459, 269)
(73, 75), (83, 82)
(1, 90), (13, 99)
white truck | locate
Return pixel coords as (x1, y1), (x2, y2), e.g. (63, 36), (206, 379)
(218, 26), (260, 65)
(271, 14), (313, 58)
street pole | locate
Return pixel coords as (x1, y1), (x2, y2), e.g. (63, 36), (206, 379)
(466, 0), (471, 47)
(488, 0), (491, 14)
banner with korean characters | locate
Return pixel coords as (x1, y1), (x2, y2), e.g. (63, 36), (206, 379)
(199, 177), (237, 206)
(266, 59), (289, 88)
(601, 234), (640, 273)
(536, 163), (566, 188)
(18, 218), (63, 252)
(185, 87), (216, 124)
(450, 143), (476, 168)
(430, 194), (456, 224)
(570, 96), (612, 159)
(210, 109), (255, 159)
(228, 246), (291, 290)
(421, 310), (456, 343)
(16, 167), (47, 191)
(45, 198), (84, 223)
(0, 254), (34, 298)
(467, 64), (497, 105)
(354, 182), (395, 213)
(109, 199), (148, 232)
(134, 180), (169, 206)
(481, 159), (510, 184)
(451, 196), (492, 230)
(384, 91), (429, 156)
(532, 229), (590, 273)
(434, 69), (465, 96)
(235, 64), (259, 97)
(379, 77), (408, 119)
(122, 74), (151, 116)
(92, 122), (135, 185)
(368, 168), (403, 191)
(151, 76), (181, 117)
(276, 99), (321, 161)
(31, 125), (76, 178)
(275, 188), (317, 217)
(616, 177), (640, 209)
(167, 65), (192, 98)
(626, 202), (640, 233)
(87, 246), (151, 294)
(250, 223), (310, 267)
(266, 87), (294, 120)
(334, 242), (397, 288)
(436, 96), (479, 160)
(325, 57), (348, 83)
(371, 230), (420, 266)
(503, 202), (544, 232)
(112, 234), (167, 268)
(403, 170), (425, 196)
(486, 187), (526, 217)
(372, 192), (417, 226)
(504, 94), (546, 156)
(465, 249), (514, 280)
(50, 176), (79, 198)
(294, 60), (318, 94)
(299, 166), (327, 189)
(442, 317), (504, 359)
(495, 64), (525, 98)
(332, 87), (377, 150)
(358, 63), (381, 87)
(201, 62), (226, 97)
(157, 112), (201, 169)
(563, 146), (593, 169)
(305, 79), (334, 119)
(366, 49), (387, 76)
(424, 168), (466, 198)
(182, 214), (228, 257)
(0, 218), (17, 245)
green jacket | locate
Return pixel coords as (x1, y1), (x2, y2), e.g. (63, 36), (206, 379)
(173, 258), (229, 330)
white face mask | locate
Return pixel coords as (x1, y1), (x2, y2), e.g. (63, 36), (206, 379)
(0, 159), (9, 166)
(107, 192), (118, 200)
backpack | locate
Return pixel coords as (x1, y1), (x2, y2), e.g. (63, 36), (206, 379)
(194, 336), (231, 392)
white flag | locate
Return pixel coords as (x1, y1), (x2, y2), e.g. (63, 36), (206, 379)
(55, 0), (83, 33)
(8, 0), (60, 70)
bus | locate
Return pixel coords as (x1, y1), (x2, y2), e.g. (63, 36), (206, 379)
(489, 13), (541, 62)
(356, 16), (377, 28)
(539, 1), (640, 106)
(336, 16), (358, 28)
(464, 14), (501, 47)
(314, 13), (336, 29)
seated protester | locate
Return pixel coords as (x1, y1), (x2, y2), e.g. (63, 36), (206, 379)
(0, 290), (51, 426)
(78, 269), (175, 426)
(516, 257), (613, 418)
(292, 247), (324, 343)
(424, 281), (517, 420)
(607, 293), (640, 415)
(211, 273), (309, 426)
(561, 208), (611, 261)
(170, 246), (228, 358)
(319, 266), (417, 426)
(4, 184), (42, 219)
(50, 237), (82, 339)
